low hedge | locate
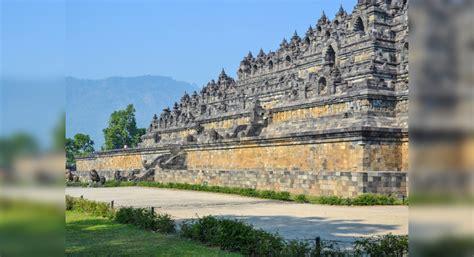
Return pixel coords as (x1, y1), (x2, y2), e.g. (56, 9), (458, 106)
(294, 194), (310, 203)
(181, 216), (408, 256)
(354, 234), (409, 256)
(66, 195), (114, 218)
(66, 196), (408, 256)
(115, 207), (175, 233)
(180, 216), (287, 256)
(66, 196), (175, 233)
(66, 181), (88, 187)
(310, 194), (400, 206)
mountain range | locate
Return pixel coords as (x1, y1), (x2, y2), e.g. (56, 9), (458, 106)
(66, 76), (198, 149)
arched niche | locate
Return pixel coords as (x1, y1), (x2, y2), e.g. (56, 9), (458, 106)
(268, 60), (274, 70)
(324, 45), (336, 67)
(318, 77), (327, 95)
(354, 17), (365, 33)
(285, 55), (292, 67)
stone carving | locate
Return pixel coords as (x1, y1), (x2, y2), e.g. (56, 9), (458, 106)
(202, 129), (222, 143)
(89, 170), (106, 185)
(113, 170), (124, 181)
(65, 170), (79, 182)
(141, 146), (187, 171)
(157, 145), (187, 170)
(112, 169), (155, 182)
(129, 169), (155, 182)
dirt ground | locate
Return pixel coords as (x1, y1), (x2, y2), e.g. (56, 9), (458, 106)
(66, 186), (408, 243)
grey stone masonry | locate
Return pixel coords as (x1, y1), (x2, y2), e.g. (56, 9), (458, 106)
(154, 169), (408, 198)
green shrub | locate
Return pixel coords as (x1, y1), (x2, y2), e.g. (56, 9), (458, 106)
(179, 216), (375, 256)
(295, 194), (309, 203)
(103, 180), (120, 187)
(67, 192), (408, 256)
(354, 234), (408, 256)
(281, 240), (312, 256)
(155, 213), (176, 233)
(410, 236), (473, 257)
(66, 181), (88, 187)
(104, 180), (137, 187)
(114, 206), (134, 223)
(65, 195), (114, 218)
(311, 240), (348, 257)
(270, 191), (291, 201)
(351, 194), (397, 205)
(315, 195), (346, 205)
(114, 207), (175, 233)
(314, 194), (399, 206)
(180, 216), (221, 244)
(65, 195), (75, 210)
(180, 216), (285, 256)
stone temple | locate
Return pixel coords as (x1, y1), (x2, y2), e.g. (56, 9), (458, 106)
(76, 0), (409, 197)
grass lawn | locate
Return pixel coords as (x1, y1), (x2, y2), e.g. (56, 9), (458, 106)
(66, 210), (242, 257)
(0, 201), (64, 257)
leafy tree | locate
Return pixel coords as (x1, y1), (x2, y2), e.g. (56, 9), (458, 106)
(0, 133), (38, 172)
(103, 104), (145, 150)
(65, 138), (76, 170)
(9, 133), (39, 156)
(73, 134), (95, 154)
(53, 113), (66, 152)
(66, 133), (95, 170)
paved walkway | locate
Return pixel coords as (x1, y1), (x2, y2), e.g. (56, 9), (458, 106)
(66, 187), (408, 243)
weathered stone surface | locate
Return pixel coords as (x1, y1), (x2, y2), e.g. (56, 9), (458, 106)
(76, 0), (409, 197)
(153, 169), (407, 198)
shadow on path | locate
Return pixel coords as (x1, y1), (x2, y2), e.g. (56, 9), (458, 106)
(177, 214), (400, 243)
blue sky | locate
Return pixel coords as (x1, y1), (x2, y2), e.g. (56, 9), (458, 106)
(1, 0), (356, 147)
(1, 1), (65, 147)
(3, 0), (356, 85)
(66, 0), (356, 86)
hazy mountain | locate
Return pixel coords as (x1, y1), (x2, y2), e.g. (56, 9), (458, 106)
(66, 76), (198, 149)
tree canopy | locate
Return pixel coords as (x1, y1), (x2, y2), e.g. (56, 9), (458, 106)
(53, 114), (66, 152)
(0, 133), (38, 170)
(66, 133), (95, 170)
(102, 104), (145, 150)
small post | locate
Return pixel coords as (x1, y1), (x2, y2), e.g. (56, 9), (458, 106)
(402, 195), (405, 204)
(110, 200), (114, 209)
(80, 195), (83, 199)
(315, 236), (321, 257)
(151, 207), (155, 213)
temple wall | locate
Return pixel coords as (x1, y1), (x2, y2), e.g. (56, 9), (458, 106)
(363, 141), (408, 171)
(401, 141), (409, 171)
(203, 117), (250, 130)
(76, 153), (143, 172)
(154, 169), (407, 198)
(272, 102), (349, 123)
(75, 137), (408, 197)
(187, 142), (364, 172)
(187, 140), (406, 172)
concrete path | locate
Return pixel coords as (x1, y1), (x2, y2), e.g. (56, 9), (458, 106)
(66, 187), (408, 243)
